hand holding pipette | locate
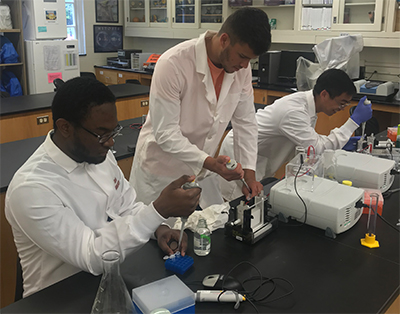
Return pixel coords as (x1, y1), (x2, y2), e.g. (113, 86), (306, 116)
(226, 159), (252, 193)
(178, 180), (201, 251)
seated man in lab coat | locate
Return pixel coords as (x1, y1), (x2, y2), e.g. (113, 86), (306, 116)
(219, 68), (373, 201)
(129, 8), (271, 210)
(5, 77), (201, 297)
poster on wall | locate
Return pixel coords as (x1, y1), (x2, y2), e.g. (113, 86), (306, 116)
(95, 0), (119, 23)
(93, 25), (123, 53)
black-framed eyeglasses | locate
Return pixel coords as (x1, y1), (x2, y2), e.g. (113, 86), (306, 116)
(79, 124), (123, 144)
(334, 98), (352, 109)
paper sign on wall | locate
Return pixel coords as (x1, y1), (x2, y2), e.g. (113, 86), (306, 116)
(48, 72), (62, 84)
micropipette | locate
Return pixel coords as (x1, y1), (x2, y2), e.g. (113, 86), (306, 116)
(358, 99), (371, 151)
(177, 217), (187, 251)
(178, 180), (201, 250)
(226, 159), (252, 193)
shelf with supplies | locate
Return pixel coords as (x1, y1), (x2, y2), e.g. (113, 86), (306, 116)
(0, 0), (27, 96)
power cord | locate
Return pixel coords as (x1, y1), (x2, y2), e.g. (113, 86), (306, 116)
(358, 202), (400, 233)
(218, 261), (295, 313)
(366, 70), (377, 80)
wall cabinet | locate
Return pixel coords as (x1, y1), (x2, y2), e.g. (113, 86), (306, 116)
(331, 0), (384, 32)
(0, 0), (27, 95)
(125, 0), (171, 27)
(124, 0), (399, 48)
(172, 0), (199, 28)
(125, 0), (227, 38)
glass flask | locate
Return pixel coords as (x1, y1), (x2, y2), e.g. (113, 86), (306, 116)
(194, 217), (211, 256)
(91, 250), (136, 314)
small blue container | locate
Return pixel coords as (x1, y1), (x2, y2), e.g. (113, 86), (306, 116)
(165, 255), (194, 275)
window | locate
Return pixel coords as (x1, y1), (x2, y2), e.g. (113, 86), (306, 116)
(66, 0), (86, 55)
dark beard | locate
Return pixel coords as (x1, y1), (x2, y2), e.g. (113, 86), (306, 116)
(70, 134), (108, 164)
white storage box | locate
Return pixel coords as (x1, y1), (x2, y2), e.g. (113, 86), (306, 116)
(132, 275), (195, 314)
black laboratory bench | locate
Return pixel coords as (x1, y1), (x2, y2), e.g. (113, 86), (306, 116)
(0, 84), (150, 144)
(0, 84), (150, 116)
(2, 175), (399, 313)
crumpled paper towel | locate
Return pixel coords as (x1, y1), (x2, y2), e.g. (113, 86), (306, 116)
(173, 202), (230, 233)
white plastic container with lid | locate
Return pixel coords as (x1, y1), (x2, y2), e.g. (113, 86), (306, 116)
(132, 275), (195, 314)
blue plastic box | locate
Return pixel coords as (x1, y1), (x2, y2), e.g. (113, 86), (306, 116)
(165, 254), (193, 275)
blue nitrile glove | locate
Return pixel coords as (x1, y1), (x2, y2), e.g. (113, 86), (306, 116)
(342, 136), (361, 151)
(350, 96), (372, 125)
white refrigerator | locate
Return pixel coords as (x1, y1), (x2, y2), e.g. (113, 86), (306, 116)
(22, 0), (67, 40)
(25, 39), (80, 94)
(22, 0), (80, 94)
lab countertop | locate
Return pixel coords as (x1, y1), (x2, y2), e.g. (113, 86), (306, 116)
(2, 175), (399, 313)
(94, 65), (151, 75)
(0, 84), (150, 116)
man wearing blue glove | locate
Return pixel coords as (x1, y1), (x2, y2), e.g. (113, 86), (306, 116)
(219, 68), (373, 200)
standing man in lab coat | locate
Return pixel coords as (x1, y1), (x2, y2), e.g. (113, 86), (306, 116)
(129, 8), (271, 208)
(5, 77), (201, 297)
(219, 68), (373, 200)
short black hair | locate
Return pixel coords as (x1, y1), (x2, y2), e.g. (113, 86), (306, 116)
(313, 69), (356, 98)
(218, 7), (271, 56)
(52, 77), (116, 130)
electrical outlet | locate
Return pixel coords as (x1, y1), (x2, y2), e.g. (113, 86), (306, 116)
(141, 100), (149, 107)
(37, 115), (49, 125)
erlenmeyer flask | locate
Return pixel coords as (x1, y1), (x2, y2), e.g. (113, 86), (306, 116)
(91, 250), (136, 314)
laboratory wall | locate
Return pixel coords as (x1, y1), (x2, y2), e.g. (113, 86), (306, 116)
(79, 0), (399, 85)
(78, 0), (134, 73)
(269, 43), (400, 85)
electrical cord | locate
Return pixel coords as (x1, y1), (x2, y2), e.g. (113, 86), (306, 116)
(291, 155), (308, 226)
(366, 70), (377, 80)
(279, 155), (309, 227)
(378, 212), (400, 233)
(359, 203), (400, 233)
(383, 187), (400, 198)
(216, 261), (295, 313)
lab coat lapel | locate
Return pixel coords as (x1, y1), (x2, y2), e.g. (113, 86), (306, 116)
(217, 73), (235, 107)
(195, 32), (217, 112)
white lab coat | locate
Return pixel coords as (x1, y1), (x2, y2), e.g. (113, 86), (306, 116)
(5, 132), (165, 297)
(219, 90), (359, 200)
(129, 31), (258, 208)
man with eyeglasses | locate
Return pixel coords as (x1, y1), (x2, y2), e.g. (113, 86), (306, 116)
(219, 68), (372, 201)
(5, 77), (201, 297)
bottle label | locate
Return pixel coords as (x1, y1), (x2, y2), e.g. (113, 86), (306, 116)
(200, 234), (211, 242)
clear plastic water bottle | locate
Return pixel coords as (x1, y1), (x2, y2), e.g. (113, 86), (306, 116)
(194, 217), (211, 256)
